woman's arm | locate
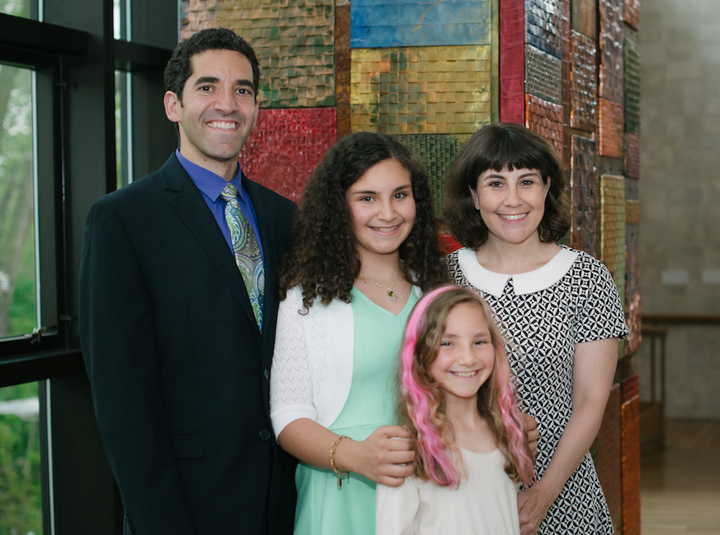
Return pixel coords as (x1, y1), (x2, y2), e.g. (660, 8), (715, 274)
(517, 337), (618, 535)
(278, 419), (415, 487)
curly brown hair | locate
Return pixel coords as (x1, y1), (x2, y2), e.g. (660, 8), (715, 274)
(444, 122), (570, 249)
(278, 132), (448, 310)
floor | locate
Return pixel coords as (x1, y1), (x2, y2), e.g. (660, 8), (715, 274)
(641, 420), (720, 534)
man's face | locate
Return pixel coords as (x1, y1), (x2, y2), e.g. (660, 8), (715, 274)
(164, 49), (259, 172)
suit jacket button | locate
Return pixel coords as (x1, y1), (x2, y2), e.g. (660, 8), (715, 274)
(259, 429), (272, 440)
(263, 369), (269, 380)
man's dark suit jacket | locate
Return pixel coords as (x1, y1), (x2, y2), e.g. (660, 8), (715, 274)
(79, 154), (297, 534)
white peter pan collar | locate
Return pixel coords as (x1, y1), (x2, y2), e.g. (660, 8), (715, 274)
(456, 246), (579, 298)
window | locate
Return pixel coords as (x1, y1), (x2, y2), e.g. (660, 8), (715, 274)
(0, 0), (35, 20)
(0, 64), (37, 342)
(0, 0), (178, 531)
(0, 382), (42, 535)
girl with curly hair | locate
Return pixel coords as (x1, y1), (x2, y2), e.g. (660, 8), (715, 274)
(376, 285), (534, 534)
(269, 131), (447, 535)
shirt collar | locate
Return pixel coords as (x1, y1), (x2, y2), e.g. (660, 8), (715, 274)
(175, 149), (247, 203)
(457, 246), (579, 297)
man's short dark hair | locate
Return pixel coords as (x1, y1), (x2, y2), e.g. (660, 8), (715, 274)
(164, 28), (261, 102)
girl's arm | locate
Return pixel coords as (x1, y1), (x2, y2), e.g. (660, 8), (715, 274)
(517, 337), (618, 535)
(270, 291), (415, 486)
(278, 420), (415, 486)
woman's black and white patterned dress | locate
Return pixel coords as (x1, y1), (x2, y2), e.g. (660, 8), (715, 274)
(447, 245), (629, 534)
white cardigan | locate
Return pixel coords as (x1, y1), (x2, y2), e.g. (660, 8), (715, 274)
(270, 286), (356, 437)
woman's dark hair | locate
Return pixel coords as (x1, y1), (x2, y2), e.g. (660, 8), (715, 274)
(278, 131), (448, 311)
(444, 122), (570, 249)
(164, 28), (260, 101)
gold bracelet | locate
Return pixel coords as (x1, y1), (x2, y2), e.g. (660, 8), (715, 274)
(329, 435), (350, 488)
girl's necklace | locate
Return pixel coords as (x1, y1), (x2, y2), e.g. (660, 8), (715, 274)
(363, 277), (400, 301)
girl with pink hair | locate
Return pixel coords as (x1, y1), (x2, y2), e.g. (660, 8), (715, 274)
(376, 285), (534, 535)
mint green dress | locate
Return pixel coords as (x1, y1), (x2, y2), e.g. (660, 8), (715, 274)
(293, 286), (420, 535)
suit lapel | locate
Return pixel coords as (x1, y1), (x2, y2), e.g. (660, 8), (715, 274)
(159, 155), (259, 327)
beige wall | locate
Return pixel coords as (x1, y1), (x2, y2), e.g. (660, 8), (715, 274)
(639, 0), (720, 417)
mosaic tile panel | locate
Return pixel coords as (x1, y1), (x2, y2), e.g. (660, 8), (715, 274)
(596, 384), (622, 526)
(624, 132), (640, 179)
(599, 0), (624, 104)
(500, 0), (526, 124)
(525, 0), (562, 59)
(571, 0), (597, 38)
(439, 234), (462, 254)
(336, 3), (352, 139)
(622, 373), (639, 403)
(397, 134), (471, 219)
(525, 44), (563, 105)
(624, 0), (640, 30)
(621, 394), (641, 535)
(624, 37), (641, 136)
(351, 0), (492, 48)
(351, 46), (493, 135)
(625, 225), (641, 356)
(599, 98), (624, 158)
(625, 175), (639, 202)
(601, 174), (626, 301)
(571, 136), (599, 258)
(525, 94), (564, 157)
(238, 108), (337, 203)
(181, 0), (335, 109)
(570, 31), (598, 131)
(626, 201), (640, 225)
(560, 0), (572, 167)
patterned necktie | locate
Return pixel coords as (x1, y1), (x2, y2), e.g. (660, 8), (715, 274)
(221, 183), (264, 330)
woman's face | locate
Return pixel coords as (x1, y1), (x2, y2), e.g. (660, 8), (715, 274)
(345, 158), (416, 262)
(471, 166), (550, 247)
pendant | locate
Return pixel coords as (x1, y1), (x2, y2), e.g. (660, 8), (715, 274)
(386, 290), (399, 301)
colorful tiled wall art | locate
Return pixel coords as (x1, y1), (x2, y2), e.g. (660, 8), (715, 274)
(596, 384), (622, 526)
(624, 132), (640, 179)
(570, 136), (599, 258)
(181, 0), (335, 109)
(397, 134), (471, 219)
(525, 0), (563, 58)
(625, 222), (641, 356)
(351, 0), (493, 48)
(525, 44), (562, 105)
(238, 108), (337, 203)
(599, 98), (624, 158)
(571, 0), (597, 38)
(599, 0), (624, 104)
(621, 384), (641, 535)
(335, 2), (352, 138)
(351, 46), (493, 135)
(601, 174), (626, 301)
(570, 31), (598, 131)
(624, 0), (640, 30)
(624, 37), (641, 136)
(525, 94), (564, 157)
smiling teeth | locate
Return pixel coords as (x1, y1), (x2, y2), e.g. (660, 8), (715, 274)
(499, 214), (526, 220)
(371, 225), (399, 233)
(451, 371), (478, 377)
(208, 121), (236, 130)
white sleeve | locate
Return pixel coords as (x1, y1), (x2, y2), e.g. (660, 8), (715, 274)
(270, 288), (318, 437)
(376, 479), (420, 535)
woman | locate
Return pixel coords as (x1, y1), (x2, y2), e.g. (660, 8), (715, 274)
(444, 123), (628, 535)
(270, 131), (447, 534)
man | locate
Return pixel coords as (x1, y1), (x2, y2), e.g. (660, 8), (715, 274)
(79, 28), (297, 534)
